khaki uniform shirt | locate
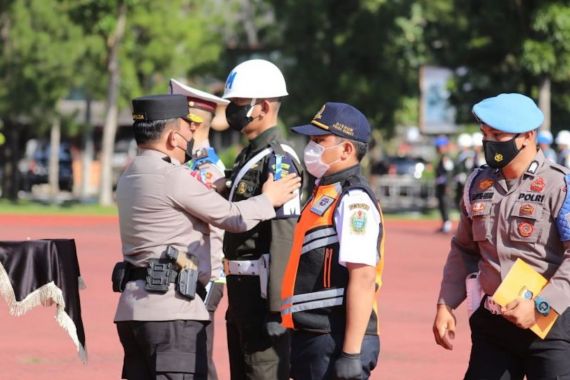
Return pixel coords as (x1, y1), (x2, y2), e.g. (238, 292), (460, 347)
(114, 149), (275, 322)
(438, 150), (570, 314)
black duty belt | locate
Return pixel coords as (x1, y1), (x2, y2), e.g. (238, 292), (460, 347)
(126, 265), (207, 298)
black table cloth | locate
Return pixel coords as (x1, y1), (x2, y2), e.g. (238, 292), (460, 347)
(0, 239), (87, 362)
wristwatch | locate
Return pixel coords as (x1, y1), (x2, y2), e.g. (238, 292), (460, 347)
(534, 296), (550, 316)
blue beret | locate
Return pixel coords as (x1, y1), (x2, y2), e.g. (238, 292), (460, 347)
(472, 93), (544, 133)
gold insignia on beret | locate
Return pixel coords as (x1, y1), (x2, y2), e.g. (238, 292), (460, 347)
(133, 113), (145, 120)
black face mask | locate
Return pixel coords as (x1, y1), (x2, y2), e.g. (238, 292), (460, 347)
(483, 134), (522, 168)
(226, 102), (254, 132)
(176, 132), (194, 163)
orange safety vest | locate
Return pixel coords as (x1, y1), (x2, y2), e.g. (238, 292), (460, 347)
(281, 174), (385, 334)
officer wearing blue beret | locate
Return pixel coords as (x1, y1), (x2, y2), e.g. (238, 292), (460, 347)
(433, 93), (570, 379)
(281, 102), (384, 380)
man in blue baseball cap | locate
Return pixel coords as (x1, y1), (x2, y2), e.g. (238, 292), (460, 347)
(433, 93), (570, 379)
(281, 102), (384, 380)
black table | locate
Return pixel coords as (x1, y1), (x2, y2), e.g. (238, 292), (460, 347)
(0, 239), (87, 362)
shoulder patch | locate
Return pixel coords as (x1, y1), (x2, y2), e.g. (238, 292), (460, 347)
(350, 209), (368, 234)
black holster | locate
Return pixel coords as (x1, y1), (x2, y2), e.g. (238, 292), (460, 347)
(112, 261), (131, 293)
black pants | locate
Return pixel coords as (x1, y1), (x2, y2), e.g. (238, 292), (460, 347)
(465, 306), (570, 380)
(290, 331), (380, 380)
(225, 276), (290, 380)
(116, 320), (208, 380)
(436, 184), (450, 222)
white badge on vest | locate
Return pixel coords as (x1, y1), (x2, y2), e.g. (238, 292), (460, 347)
(310, 195), (336, 216)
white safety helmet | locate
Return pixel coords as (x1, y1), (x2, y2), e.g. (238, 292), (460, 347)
(457, 133), (473, 148)
(222, 59), (288, 99)
(471, 132), (483, 147)
(556, 130), (570, 146)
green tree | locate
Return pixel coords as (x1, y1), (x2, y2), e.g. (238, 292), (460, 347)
(0, 0), (84, 200)
(70, 0), (223, 205)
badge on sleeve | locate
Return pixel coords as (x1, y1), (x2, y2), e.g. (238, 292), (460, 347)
(518, 221), (534, 237)
(350, 209), (367, 234)
(478, 179), (494, 191)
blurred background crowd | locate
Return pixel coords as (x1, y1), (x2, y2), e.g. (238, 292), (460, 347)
(1, 0), (570, 216)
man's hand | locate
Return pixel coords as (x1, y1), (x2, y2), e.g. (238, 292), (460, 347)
(264, 312), (287, 338)
(502, 298), (536, 329)
(333, 352), (361, 380)
(433, 304), (456, 350)
(262, 173), (301, 207)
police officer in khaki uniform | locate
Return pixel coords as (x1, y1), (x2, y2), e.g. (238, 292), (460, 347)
(170, 79), (229, 380)
(114, 94), (301, 380)
(222, 59), (302, 380)
(433, 93), (570, 379)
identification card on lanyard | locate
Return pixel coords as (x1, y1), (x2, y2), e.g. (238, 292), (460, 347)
(274, 154), (283, 180)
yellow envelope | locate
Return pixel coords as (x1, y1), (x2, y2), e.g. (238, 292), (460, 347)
(492, 258), (558, 339)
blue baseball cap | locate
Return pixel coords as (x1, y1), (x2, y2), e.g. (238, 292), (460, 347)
(472, 93), (544, 133)
(434, 135), (449, 148)
(292, 102), (371, 143)
(537, 130), (553, 145)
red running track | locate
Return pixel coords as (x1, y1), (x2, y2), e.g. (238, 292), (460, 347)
(0, 215), (471, 379)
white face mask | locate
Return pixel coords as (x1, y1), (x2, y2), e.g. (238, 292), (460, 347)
(303, 140), (341, 178)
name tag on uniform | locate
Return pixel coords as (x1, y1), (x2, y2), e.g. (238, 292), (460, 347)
(311, 195), (335, 216)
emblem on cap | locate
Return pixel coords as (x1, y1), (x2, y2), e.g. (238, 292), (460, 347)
(472, 202), (485, 213)
(314, 104), (326, 120)
(530, 177), (545, 192)
(478, 179), (494, 190)
(494, 153), (504, 163)
(518, 221), (534, 237)
(133, 113), (145, 120)
(520, 203), (534, 216)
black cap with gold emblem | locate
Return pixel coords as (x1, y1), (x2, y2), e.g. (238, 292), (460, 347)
(132, 94), (189, 122)
(291, 102), (371, 143)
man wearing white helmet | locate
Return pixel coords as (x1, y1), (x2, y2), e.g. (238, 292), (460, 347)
(222, 59), (303, 380)
(556, 130), (570, 168)
(471, 132), (486, 168)
(170, 79), (229, 380)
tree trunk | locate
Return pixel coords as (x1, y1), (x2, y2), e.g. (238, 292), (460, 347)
(80, 97), (94, 200)
(539, 76), (551, 131)
(99, 1), (127, 206)
(48, 116), (61, 200)
(1, 121), (19, 201)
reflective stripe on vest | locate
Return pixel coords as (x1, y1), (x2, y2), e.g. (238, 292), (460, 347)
(281, 288), (345, 315)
